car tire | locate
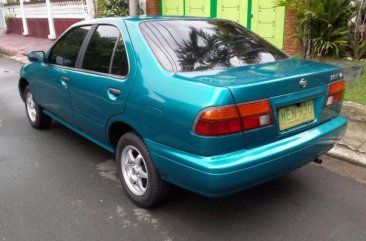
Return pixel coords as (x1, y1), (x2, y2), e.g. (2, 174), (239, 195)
(116, 132), (170, 208)
(24, 86), (51, 129)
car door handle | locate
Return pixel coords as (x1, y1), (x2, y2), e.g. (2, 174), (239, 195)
(108, 88), (121, 96)
(61, 76), (69, 82)
(60, 76), (69, 89)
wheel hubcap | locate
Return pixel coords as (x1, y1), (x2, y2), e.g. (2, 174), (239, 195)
(121, 145), (148, 196)
(26, 92), (37, 122)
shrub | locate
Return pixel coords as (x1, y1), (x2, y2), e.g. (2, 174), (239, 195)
(96, 0), (144, 17)
(284, 0), (354, 58)
(96, 0), (129, 17)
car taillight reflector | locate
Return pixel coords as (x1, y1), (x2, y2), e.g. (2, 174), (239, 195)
(237, 100), (273, 131)
(195, 105), (242, 136)
(195, 118), (242, 136)
(326, 80), (345, 106)
(194, 99), (273, 136)
(199, 105), (240, 121)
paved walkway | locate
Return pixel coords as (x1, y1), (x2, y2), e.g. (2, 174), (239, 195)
(0, 33), (54, 63)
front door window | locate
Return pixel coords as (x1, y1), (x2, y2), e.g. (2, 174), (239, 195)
(48, 26), (91, 67)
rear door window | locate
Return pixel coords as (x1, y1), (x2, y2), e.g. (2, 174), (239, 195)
(81, 25), (128, 76)
(48, 26), (91, 67)
(110, 37), (129, 76)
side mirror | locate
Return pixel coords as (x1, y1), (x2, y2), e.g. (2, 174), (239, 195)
(28, 51), (45, 62)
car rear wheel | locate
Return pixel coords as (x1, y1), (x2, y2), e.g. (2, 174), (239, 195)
(116, 132), (170, 208)
(24, 86), (51, 129)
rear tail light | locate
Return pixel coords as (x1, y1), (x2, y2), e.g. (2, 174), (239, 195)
(237, 100), (273, 131)
(325, 80), (345, 106)
(195, 105), (242, 136)
(194, 99), (273, 136)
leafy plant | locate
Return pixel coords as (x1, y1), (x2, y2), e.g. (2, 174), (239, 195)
(4, 15), (16, 25)
(283, 0), (354, 58)
(96, 0), (129, 17)
(346, 36), (366, 60)
(312, 28), (349, 57)
(3, 0), (19, 6)
(96, 0), (144, 17)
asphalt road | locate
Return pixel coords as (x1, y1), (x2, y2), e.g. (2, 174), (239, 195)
(1, 57), (366, 241)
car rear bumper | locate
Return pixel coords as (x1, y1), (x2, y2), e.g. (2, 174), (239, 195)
(145, 115), (347, 197)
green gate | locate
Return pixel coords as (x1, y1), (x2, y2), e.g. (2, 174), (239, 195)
(161, 0), (184, 16)
(217, 0), (249, 28)
(251, 0), (285, 48)
(185, 0), (211, 17)
(160, 0), (286, 49)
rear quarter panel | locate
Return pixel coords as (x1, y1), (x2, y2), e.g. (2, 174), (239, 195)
(108, 20), (245, 156)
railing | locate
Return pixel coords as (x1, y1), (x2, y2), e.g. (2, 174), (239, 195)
(3, 0), (92, 19)
(1, 0), (95, 38)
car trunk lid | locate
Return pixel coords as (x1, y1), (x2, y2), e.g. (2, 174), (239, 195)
(175, 58), (340, 100)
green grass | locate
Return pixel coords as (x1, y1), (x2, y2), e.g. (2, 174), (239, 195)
(307, 57), (366, 105)
(344, 66), (366, 105)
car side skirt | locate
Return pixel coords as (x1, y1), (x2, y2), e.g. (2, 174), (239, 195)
(43, 110), (115, 153)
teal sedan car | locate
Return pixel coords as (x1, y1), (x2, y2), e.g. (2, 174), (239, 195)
(19, 17), (347, 207)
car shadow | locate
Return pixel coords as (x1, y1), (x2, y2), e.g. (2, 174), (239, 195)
(47, 120), (314, 221)
(167, 171), (305, 208)
(48, 119), (113, 161)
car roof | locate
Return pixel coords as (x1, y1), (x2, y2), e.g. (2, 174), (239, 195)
(73, 16), (215, 27)
(124, 16), (213, 22)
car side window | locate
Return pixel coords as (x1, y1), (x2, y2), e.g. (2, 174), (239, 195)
(82, 25), (129, 76)
(48, 26), (91, 67)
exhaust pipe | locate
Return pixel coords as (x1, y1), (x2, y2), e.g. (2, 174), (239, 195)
(313, 158), (323, 164)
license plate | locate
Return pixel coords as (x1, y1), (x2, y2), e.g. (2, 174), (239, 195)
(278, 100), (315, 131)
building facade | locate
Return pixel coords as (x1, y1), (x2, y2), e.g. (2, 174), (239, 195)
(1, 0), (95, 39)
(0, 0), (301, 54)
(147, 0), (301, 54)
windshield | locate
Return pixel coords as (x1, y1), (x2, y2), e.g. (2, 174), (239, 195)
(140, 19), (289, 72)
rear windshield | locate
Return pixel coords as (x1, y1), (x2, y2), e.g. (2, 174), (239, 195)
(140, 20), (289, 72)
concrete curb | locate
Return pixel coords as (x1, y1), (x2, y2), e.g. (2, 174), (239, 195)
(11, 55), (28, 64)
(341, 101), (366, 122)
(0, 34), (53, 63)
(327, 144), (366, 168)
(0, 45), (18, 57)
(325, 101), (366, 167)
(0, 46), (28, 63)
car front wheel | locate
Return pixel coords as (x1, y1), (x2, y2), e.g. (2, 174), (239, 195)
(24, 86), (51, 129)
(116, 132), (170, 208)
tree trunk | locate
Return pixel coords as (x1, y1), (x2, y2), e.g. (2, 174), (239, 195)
(305, 23), (311, 58)
(303, 0), (311, 59)
(129, 0), (138, 17)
